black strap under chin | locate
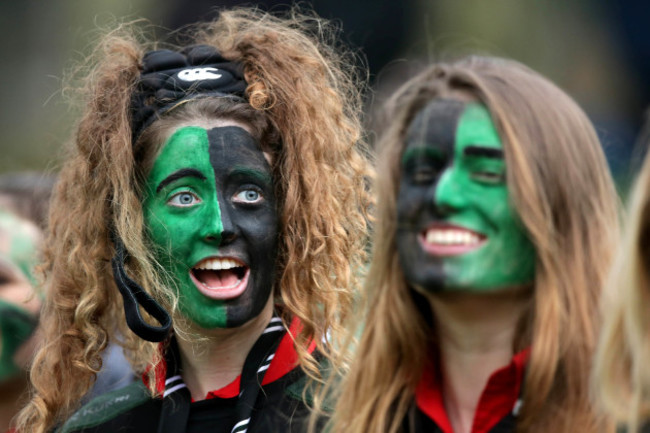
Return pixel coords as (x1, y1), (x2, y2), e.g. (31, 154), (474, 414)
(111, 235), (172, 342)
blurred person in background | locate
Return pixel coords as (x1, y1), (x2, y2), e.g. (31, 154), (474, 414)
(0, 172), (135, 432)
(0, 171), (136, 407)
(594, 118), (650, 433)
(0, 209), (41, 433)
(325, 55), (619, 433)
(0, 172), (57, 231)
(15, 6), (371, 433)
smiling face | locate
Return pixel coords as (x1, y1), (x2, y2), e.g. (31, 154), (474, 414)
(142, 124), (278, 329)
(396, 100), (535, 293)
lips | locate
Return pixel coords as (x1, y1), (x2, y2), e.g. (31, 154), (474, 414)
(418, 224), (487, 256)
(189, 257), (249, 300)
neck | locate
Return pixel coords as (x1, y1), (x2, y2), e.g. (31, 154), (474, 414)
(176, 298), (274, 401)
(427, 287), (530, 433)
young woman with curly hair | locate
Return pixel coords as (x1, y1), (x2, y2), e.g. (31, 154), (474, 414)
(594, 121), (650, 433)
(15, 8), (371, 433)
(326, 56), (619, 433)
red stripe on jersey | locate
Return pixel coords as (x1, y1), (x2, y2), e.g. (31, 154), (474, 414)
(143, 316), (314, 401)
(416, 347), (529, 433)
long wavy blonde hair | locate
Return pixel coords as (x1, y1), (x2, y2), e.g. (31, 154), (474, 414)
(16, 8), (372, 433)
(327, 56), (619, 433)
(594, 123), (650, 432)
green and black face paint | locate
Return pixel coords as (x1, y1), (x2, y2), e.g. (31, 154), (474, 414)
(0, 211), (40, 381)
(143, 125), (278, 329)
(396, 100), (535, 294)
(0, 296), (37, 382)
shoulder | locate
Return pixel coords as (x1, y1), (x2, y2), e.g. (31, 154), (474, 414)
(284, 356), (336, 411)
(57, 382), (153, 433)
(623, 421), (650, 433)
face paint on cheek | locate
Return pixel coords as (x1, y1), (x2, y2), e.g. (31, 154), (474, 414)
(206, 127), (278, 328)
(396, 100), (466, 292)
(143, 125), (278, 330)
(439, 104), (535, 291)
(396, 101), (536, 294)
(143, 126), (230, 329)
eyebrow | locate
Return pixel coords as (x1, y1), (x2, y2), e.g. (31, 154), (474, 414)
(463, 146), (504, 159)
(156, 168), (206, 193)
(401, 146), (446, 165)
(231, 166), (272, 185)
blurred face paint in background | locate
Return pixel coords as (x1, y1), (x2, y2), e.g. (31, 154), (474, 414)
(143, 125), (278, 329)
(0, 210), (40, 381)
(396, 100), (535, 293)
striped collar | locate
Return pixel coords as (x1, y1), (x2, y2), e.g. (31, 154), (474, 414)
(144, 315), (315, 400)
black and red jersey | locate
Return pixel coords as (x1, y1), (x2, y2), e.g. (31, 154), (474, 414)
(57, 316), (318, 433)
(404, 348), (529, 433)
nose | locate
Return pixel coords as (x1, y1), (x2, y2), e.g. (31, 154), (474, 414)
(201, 201), (237, 246)
(432, 168), (466, 216)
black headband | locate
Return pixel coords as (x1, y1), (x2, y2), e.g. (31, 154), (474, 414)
(130, 44), (248, 143)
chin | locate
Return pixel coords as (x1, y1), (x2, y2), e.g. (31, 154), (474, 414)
(224, 312), (256, 328)
(403, 265), (447, 294)
(224, 296), (272, 328)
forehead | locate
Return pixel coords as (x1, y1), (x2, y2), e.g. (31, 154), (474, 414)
(159, 118), (271, 164)
(166, 118), (253, 139)
(156, 125), (266, 162)
(455, 103), (502, 150)
(148, 125), (271, 188)
(404, 100), (501, 154)
(405, 99), (466, 150)
(205, 126), (267, 164)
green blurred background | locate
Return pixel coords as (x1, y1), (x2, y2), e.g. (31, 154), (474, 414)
(0, 0), (647, 192)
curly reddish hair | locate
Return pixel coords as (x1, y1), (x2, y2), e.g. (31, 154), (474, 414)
(16, 8), (372, 433)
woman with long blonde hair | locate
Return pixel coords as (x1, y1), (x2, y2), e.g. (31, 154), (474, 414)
(15, 8), (371, 433)
(327, 56), (619, 433)
(594, 122), (650, 433)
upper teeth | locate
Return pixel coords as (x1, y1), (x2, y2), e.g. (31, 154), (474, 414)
(425, 229), (481, 246)
(194, 258), (241, 270)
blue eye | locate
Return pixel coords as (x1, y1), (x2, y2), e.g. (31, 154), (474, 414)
(234, 189), (263, 204)
(168, 192), (200, 207)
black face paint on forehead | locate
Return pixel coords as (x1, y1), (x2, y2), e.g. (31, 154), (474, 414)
(206, 127), (269, 172)
(206, 126), (278, 327)
(404, 99), (467, 158)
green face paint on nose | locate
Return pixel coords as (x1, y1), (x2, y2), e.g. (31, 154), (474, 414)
(142, 125), (278, 329)
(396, 101), (536, 293)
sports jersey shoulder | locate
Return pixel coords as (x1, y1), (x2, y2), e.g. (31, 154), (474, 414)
(57, 381), (153, 433)
(284, 356), (336, 411)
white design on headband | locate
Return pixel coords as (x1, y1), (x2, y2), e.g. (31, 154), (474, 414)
(177, 67), (223, 82)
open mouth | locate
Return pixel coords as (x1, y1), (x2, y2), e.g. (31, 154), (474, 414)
(189, 257), (250, 300)
(418, 224), (487, 256)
